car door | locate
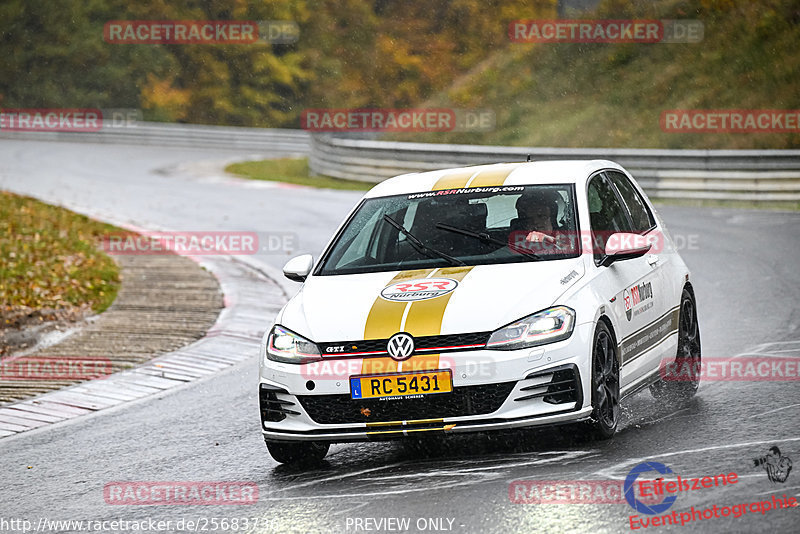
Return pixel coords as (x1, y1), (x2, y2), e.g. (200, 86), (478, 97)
(586, 172), (665, 389)
(605, 170), (678, 382)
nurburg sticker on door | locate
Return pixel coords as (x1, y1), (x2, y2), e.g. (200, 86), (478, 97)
(380, 278), (458, 302)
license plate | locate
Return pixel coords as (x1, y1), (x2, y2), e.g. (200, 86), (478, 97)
(350, 370), (453, 399)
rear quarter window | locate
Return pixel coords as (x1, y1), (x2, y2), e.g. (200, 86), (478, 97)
(606, 171), (656, 233)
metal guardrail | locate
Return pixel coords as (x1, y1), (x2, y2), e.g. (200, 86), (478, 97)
(309, 135), (800, 203)
(0, 122), (311, 153)
(3, 122), (799, 203)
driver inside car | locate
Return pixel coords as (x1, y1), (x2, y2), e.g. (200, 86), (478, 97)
(510, 190), (561, 249)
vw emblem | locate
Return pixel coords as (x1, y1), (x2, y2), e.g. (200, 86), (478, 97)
(387, 333), (414, 361)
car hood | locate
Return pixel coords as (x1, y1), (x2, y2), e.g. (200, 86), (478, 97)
(281, 259), (586, 342)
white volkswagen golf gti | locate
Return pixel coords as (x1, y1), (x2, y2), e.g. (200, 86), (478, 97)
(259, 161), (701, 464)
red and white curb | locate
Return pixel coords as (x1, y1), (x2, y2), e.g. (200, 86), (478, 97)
(0, 253), (288, 438)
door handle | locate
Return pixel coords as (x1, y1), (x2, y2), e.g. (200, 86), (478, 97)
(647, 254), (659, 266)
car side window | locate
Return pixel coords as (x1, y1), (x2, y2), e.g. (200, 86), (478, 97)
(587, 174), (632, 233)
(606, 171), (655, 233)
(587, 173), (633, 260)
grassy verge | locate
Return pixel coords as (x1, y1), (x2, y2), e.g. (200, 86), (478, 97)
(225, 158), (373, 191)
(0, 191), (121, 330)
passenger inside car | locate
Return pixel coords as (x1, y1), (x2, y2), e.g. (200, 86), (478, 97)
(510, 190), (562, 247)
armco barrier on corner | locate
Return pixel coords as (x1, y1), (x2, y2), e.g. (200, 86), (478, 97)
(309, 134), (800, 204)
(3, 121), (798, 204)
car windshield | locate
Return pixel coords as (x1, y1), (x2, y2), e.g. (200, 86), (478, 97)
(318, 184), (579, 276)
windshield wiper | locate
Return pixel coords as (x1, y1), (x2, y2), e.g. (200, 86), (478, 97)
(382, 215), (465, 266)
(435, 222), (542, 261)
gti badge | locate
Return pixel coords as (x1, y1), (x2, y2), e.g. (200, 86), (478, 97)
(387, 333), (414, 361)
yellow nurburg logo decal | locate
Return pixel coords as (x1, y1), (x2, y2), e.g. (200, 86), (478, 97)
(360, 164), (519, 374)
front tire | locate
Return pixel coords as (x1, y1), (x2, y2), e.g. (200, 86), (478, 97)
(650, 287), (701, 402)
(265, 439), (329, 465)
(584, 320), (620, 440)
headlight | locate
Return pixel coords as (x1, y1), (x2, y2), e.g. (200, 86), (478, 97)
(265, 325), (321, 364)
(486, 306), (575, 350)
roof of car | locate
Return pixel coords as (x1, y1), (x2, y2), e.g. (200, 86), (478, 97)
(364, 160), (626, 198)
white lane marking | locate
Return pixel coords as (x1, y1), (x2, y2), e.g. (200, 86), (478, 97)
(267, 450), (597, 500)
(752, 340), (800, 350)
(637, 407), (693, 425)
(362, 471), (477, 482)
(593, 437), (800, 479)
(362, 451), (598, 482)
(724, 473), (766, 480)
(748, 403), (800, 419)
(268, 463), (406, 493)
(262, 481), (484, 500)
(721, 352), (783, 358)
(699, 339), (800, 393)
(329, 501), (372, 517)
(752, 485), (800, 497)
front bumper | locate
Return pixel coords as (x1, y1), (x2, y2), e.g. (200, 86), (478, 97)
(259, 322), (595, 442)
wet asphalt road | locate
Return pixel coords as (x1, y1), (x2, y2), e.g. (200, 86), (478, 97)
(1, 139), (799, 534)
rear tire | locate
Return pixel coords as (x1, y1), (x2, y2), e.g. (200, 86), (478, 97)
(650, 287), (701, 402)
(265, 439), (329, 465)
(584, 320), (620, 440)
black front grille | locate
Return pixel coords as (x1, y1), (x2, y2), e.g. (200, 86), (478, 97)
(317, 331), (492, 358)
(297, 381), (515, 424)
(259, 384), (300, 423)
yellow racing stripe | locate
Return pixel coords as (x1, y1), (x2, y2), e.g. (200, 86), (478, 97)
(401, 266), (474, 371)
(362, 269), (434, 374)
(465, 163), (522, 188)
(431, 170), (475, 191)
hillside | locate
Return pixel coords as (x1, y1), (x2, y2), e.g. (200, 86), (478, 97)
(390, 0), (800, 149)
(2, 0), (797, 149)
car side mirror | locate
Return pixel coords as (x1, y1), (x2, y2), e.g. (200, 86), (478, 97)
(283, 254), (314, 282)
(600, 233), (652, 267)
